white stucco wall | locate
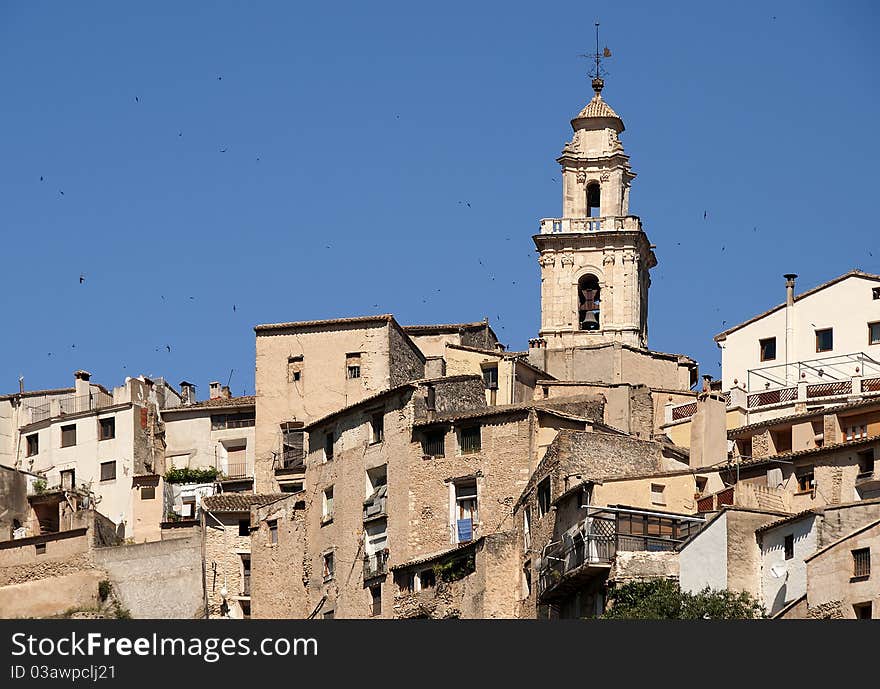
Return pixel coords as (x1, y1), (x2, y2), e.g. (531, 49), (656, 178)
(163, 410), (255, 478)
(679, 512), (728, 594)
(760, 515), (818, 615)
(720, 275), (880, 390)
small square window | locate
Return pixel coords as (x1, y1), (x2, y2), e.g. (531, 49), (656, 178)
(346, 353), (362, 380)
(759, 337), (776, 362)
(99, 417), (115, 441)
(482, 365), (499, 390)
(26, 434), (39, 457)
(141, 486), (156, 500)
(815, 328), (833, 353)
(100, 461), (116, 482)
(268, 519), (278, 544)
(873, 287), (880, 300)
(853, 547), (871, 578)
(60, 424), (76, 448)
(796, 470), (815, 494)
(784, 534), (794, 560)
(370, 412), (384, 444)
(323, 552), (335, 581)
(324, 432), (334, 462)
(35, 543), (46, 555)
(869, 322), (880, 346)
(854, 602), (872, 619)
(421, 430), (445, 457)
(650, 483), (666, 506)
(238, 519), (250, 536)
(459, 426), (481, 455)
(287, 356), (303, 383)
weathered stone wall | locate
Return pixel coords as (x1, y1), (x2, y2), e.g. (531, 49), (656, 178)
(92, 536), (204, 619)
(0, 465), (29, 540)
(819, 501), (880, 547)
(203, 513), (251, 618)
(250, 495), (308, 619)
(388, 323), (425, 388)
(0, 570), (106, 619)
(411, 376), (487, 419)
(609, 550), (679, 583)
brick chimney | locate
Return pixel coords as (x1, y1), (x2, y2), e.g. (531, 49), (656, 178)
(209, 381), (221, 399)
(179, 381), (197, 405)
(74, 370), (91, 397)
(784, 273), (798, 307)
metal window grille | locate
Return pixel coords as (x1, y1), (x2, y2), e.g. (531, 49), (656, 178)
(459, 426), (481, 454)
(853, 548), (871, 578)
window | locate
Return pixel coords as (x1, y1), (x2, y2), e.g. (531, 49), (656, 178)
(421, 430), (445, 457)
(870, 322), (880, 346)
(784, 534), (794, 560)
(268, 520), (278, 544)
(759, 337), (777, 362)
(280, 481), (303, 493)
(240, 554), (251, 596)
(459, 426), (481, 455)
(323, 432), (334, 462)
(370, 584), (382, 616)
(26, 434), (38, 457)
(370, 412), (384, 444)
(522, 561), (532, 599)
(815, 328), (833, 353)
(61, 469), (75, 491)
(211, 412), (255, 430)
(586, 181), (600, 218)
(578, 274), (601, 331)
(874, 287), (880, 300)
(141, 486), (155, 500)
(99, 417), (115, 440)
(523, 506), (532, 550)
(322, 486), (334, 522)
(854, 602), (872, 619)
(650, 483), (666, 506)
(537, 478), (551, 517)
(796, 469), (815, 494)
(453, 479), (478, 543)
(346, 353), (362, 379)
(322, 552), (335, 581)
(846, 423), (868, 442)
(482, 365), (499, 390)
(180, 496), (196, 518)
(287, 356), (303, 383)
(60, 424), (76, 448)
(419, 569), (435, 589)
(771, 428), (792, 454)
(858, 449), (875, 477)
(100, 461), (116, 482)
(240, 599), (251, 619)
(238, 519), (250, 536)
(35, 543), (46, 555)
(281, 424), (304, 468)
(853, 547), (871, 578)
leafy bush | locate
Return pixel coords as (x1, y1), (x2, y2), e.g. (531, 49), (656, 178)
(602, 579), (766, 619)
(433, 552), (476, 583)
(164, 467), (220, 484)
(32, 479), (47, 495)
(98, 580), (112, 602)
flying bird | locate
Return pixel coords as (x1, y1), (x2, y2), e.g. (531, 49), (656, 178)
(79, 273), (85, 284)
(189, 296), (195, 300)
(219, 147), (228, 153)
(232, 305), (236, 312)
(603, 47), (612, 58)
(135, 96), (139, 103)
(166, 345), (171, 353)
(40, 176), (44, 182)
(218, 76), (222, 81)
(59, 190), (64, 196)
(703, 210), (707, 220)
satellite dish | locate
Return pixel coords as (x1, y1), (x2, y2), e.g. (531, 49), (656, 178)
(770, 564), (788, 579)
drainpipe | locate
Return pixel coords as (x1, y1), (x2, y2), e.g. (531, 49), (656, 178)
(784, 274), (797, 386)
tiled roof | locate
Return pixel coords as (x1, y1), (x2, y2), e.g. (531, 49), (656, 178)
(202, 493), (287, 512)
(255, 314), (394, 333)
(715, 434), (880, 470)
(389, 539), (481, 571)
(729, 397), (880, 436)
(715, 270), (880, 341)
(165, 395), (255, 411)
(574, 94), (622, 121)
(403, 321), (491, 335)
(412, 396), (602, 428)
(0, 387), (75, 401)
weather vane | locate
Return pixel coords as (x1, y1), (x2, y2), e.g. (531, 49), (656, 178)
(581, 21), (612, 94)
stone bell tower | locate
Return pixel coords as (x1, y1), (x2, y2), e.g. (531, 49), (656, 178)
(530, 71), (656, 368)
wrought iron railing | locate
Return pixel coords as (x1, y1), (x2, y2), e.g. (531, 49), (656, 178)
(363, 549), (389, 580)
(223, 461), (251, 479)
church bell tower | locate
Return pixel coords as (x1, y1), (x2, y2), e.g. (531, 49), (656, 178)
(530, 59), (656, 364)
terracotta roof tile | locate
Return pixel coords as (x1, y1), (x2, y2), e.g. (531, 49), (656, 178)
(574, 94), (622, 121)
(202, 493), (287, 512)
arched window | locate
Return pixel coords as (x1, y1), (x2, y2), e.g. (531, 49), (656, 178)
(586, 182), (601, 218)
(578, 274), (600, 331)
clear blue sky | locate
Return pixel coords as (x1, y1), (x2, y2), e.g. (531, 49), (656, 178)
(2, 1), (878, 397)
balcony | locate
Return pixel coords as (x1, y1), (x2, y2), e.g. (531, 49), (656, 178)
(539, 216), (642, 235)
(221, 461), (252, 480)
(364, 549), (389, 580)
(26, 391), (115, 424)
(537, 507), (703, 601)
(274, 449), (304, 473)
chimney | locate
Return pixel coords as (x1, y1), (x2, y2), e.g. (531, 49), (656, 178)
(220, 385), (232, 400)
(689, 392), (727, 468)
(784, 274), (798, 307)
(74, 370), (91, 397)
(179, 381), (197, 405)
(209, 381), (221, 399)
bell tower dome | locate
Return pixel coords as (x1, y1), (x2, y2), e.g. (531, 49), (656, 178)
(530, 73), (656, 370)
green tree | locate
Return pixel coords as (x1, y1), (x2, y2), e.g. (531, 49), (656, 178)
(602, 579), (766, 619)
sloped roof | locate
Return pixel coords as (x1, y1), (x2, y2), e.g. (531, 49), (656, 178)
(574, 94), (622, 121)
(715, 270), (880, 341)
(255, 314), (395, 333)
(163, 396), (255, 412)
(203, 493), (287, 512)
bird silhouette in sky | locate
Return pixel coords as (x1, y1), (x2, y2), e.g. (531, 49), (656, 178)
(40, 176), (44, 182)
(189, 296), (195, 300)
(59, 190), (64, 196)
(178, 131), (183, 137)
(135, 96), (139, 103)
(219, 147), (228, 153)
(218, 76), (222, 81)
(166, 345), (171, 353)
(79, 273), (85, 284)
(703, 211), (708, 220)
(233, 305), (237, 312)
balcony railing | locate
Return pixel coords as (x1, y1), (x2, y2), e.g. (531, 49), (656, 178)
(223, 461), (252, 479)
(539, 216), (642, 235)
(26, 391), (115, 424)
(363, 549), (389, 580)
(274, 450), (304, 472)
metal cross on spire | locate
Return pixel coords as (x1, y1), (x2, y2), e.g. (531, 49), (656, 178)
(583, 21), (612, 95)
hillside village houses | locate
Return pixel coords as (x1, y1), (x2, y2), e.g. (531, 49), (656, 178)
(1, 68), (878, 620)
